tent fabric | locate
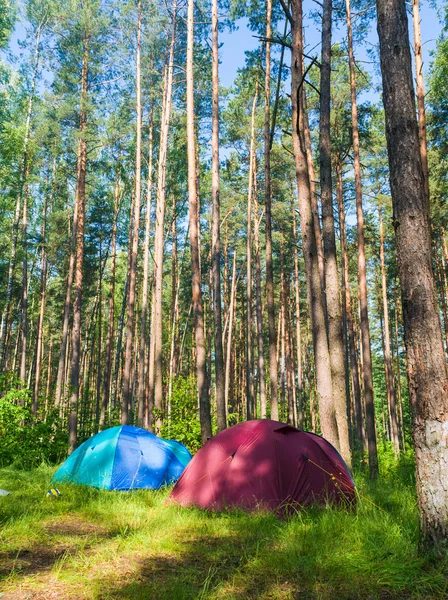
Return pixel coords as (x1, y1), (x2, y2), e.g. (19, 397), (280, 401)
(52, 426), (191, 491)
(169, 420), (355, 513)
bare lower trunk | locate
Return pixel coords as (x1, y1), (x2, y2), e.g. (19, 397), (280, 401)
(246, 87), (258, 420)
(264, 0), (278, 420)
(211, 0), (226, 431)
(336, 159), (363, 447)
(376, 0), (448, 551)
(254, 160), (267, 418)
(290, 0), (339, 450)
(292, 204), (303, 428)
(187, 0), (211, 442)
(137, 112), (153, 427)
(225, 251), (237, 418)
(55, 199), (78, 408)
(378, 208), (400, 453)
(32, 193), (48, 414)
(346, 0), (378, 477)
(20, 188), (28, 385)
(122, 2), (142, 424)
(153, 7), (177, 433)
(167, 217), (179, 429)
(303, 87), (326, 317)
(100, 179), (119, 429)
(68, 37), (89, 454)
(319, 0), (351, 468)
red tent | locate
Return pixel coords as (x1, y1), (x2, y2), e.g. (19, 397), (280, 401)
(169, 420), (355, 513)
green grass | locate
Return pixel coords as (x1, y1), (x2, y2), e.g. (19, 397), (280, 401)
(0, 454), (447, 600)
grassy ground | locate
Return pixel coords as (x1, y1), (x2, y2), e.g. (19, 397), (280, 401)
(0, 453), (447, 600)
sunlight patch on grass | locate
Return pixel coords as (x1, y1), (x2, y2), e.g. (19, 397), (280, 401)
(0, 457), (447, 600)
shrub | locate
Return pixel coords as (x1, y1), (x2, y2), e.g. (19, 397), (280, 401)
(0, 388), (68, 468)
(160, 376), (203, 453)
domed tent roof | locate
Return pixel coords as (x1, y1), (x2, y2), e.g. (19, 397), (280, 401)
(52, 426), (192, 491)
(169, 420), (354, 512)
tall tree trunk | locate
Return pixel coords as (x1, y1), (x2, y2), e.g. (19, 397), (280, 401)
(187, 0), (212, 443)
(32, 190), (49, 414)
(95, 241), (103, 431)
(100, 178), (119, 429)
(0, 24), (42, 369)
(246, 87), (258, 420)
(211, 0), (226, 431)
(393, 283), (405, 449)
(292, 203), (303, 428)
(254, 159), (267, 418)
(378, 207), (400, 453)
(264, 0), (278, 420)
(376, 0), (448, 551)
(45, 340), (53, 403)
(153, 6), (177, 433)
(290, 0), (339, 450)
(225, 251), (237, 418)
(55, 197), (78, 408)
(68, 36), (89, 454)
(122, 2), (142, 424)
(20, 183), (28, 385)
(412, 0), (429, 207)
(303, 86), (326, 315)
(137, 111), (153, 427)
(345, 0), (378, 477)
(336, 158), (363, 447)
(167, 216), (179, 428)
(319, 0), (352, 468)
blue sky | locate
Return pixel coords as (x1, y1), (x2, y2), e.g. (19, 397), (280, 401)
(219, 3), (444, 94)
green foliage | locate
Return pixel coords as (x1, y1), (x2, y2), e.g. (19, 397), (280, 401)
(0, 389), (67, 468)
(160, 376), (202, 453)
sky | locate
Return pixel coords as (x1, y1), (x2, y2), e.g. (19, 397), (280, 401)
(219, 3), (444, 94)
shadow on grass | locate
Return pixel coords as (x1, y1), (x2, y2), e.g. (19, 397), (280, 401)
(0, 515), (115, 579)
(97, 502), (448, 600)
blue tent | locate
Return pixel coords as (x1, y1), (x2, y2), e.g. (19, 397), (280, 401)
(51, 426), (192, 491)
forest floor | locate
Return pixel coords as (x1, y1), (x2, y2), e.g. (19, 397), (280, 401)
(0, 453), (447, 600)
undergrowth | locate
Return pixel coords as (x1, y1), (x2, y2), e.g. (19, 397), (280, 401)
(0, 451), (447, 600)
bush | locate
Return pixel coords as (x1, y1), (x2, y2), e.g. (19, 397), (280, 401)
(160, 376), (203, 453)
(0, 388), (68, 468)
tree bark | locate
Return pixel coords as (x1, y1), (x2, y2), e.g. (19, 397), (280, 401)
(246, 87), (258, 420)
(122, 1), (143, 424)
(345, 0), (378, 477)
(225, 251), (237, 418)
(153, 6), (177, 433)
(137, 111), (153, 427)
(32, 186), (49, 414)
(376, 0), (448, 551)
(100, 178), (120, 429)
(187, 0), (212, 443)
(319, 0), (352, 468)
(303, 86), (326, 317)
(68, 36), (89, 453)
(264, 0), (278, 420)
(378, 207), (400, 453)
(292, 204), (303, 428)
(253, 158), (267, 419)
(336, 158), (363, 447)
(20, 182), (28, 385)
(412, 0), (430, 207)
(55, 197), (78, 408)
(289, 0), (339, 450)
(211, 0), (226, 431)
